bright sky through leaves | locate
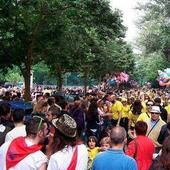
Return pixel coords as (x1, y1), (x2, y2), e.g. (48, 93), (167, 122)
(110, 0), (147, 42)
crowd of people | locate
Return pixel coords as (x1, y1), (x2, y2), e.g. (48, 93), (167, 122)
(1, 86), (170, 169)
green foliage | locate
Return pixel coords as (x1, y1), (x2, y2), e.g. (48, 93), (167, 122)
(5, 67), (23, 84)
(0, 0), (134, 91)
(64, 72), (83, 86)
(33, 62), (56, 85)
(137, 0), (170, 60)
(133, 0), (170, 84)
(43, 0), (134, 87)
(132, 52), (168, 85)
(0, 66), (23, 84)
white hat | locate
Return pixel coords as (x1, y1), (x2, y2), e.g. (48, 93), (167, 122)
(150, 106), (161, 114)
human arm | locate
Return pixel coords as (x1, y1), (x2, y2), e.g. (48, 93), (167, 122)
(125, 140), (136, 158)
(128, 115), (135, 139)
(157, 125), (167, 145)
(116, 102), (123, 126)
(117, 110), (122, 126)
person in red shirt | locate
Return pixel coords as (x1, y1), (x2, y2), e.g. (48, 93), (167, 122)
(126, 121), (155, 170)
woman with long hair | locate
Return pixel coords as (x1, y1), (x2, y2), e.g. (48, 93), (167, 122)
(128, 100), (143, 139)
(86, 98), (100, 139)
(47, 114), (88, 170)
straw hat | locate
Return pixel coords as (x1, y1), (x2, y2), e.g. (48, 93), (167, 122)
(52, 114), (77, 138)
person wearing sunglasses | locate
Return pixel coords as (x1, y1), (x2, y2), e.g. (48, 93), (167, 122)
(137, 100), (154, 123)
(0, 115), (49, 170)
(146, 106), (166, 153)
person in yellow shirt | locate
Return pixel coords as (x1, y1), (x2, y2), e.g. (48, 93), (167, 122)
(110, 94), (123, 127)
(87, 136), (100, 170)
(137, 100), (154, 123)
(141, 100), (147, 113)
(128, 100), (143, 139)
(120, 98), (130, 131)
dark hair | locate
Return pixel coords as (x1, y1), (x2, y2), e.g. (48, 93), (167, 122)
(36, 94), (43, 101)
(154, 97), (161, 104)
(135, 121), (148, 136)
(0, 103), (11, 116)
(12, 109), (24, 123)
(47, 97), (55, 106)
(110, 127), (126, 145)
(74, 96), (81, 101)
(154, 136), (170, 169)
(5, 91), (11, 96)
(52, 128), (76, 153)
(167, 122), (170, 131)
(86, 98), (98, 121)
(100, 125), (113, 139)
(48, 105), (60, 117)
(44, 92), (50, 98)
(17, 92), (21, 98)
(87, 136), (98, 147)
(26, 116), (48, 138)
(59, 101), (68, 110)
(132, 100), (143, 115)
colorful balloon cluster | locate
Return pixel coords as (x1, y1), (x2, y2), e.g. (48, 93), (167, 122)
(158, 68), (170, 86)
(107, 72), (129, 86)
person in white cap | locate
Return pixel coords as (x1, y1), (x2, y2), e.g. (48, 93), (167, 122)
(146, 106), (166, 153)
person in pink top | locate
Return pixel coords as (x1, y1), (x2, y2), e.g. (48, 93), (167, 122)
(126, 121), (155, 170)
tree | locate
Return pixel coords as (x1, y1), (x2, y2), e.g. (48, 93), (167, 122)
(133, 0), (170, 84)
(33, 62), (56, 85)
(132, 52), (168, 85)
(136, 0), (170, 60)
(0, 0), (134, 96)
(43, 0), (133, 93)
(0, 0), (64, 100)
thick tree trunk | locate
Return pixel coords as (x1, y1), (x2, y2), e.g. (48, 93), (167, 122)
(23, 45), (32, 101)
(23, 71), (31, 101)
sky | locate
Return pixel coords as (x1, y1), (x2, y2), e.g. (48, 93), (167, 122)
(110, 0), (145, 43)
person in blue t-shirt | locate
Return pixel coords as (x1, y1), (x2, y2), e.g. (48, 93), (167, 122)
(92, 126), (137, 170)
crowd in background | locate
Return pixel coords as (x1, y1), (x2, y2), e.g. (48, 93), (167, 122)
(0, 85), (170, 169)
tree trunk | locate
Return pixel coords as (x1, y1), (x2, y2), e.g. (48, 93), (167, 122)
(56, 65), (63, 92)
(23, 44), (32, 102)
(23, 71), (31, 102)
(83, 67), (88, 94)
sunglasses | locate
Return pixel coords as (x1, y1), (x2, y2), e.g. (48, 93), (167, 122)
(147, 104), (153, 106)
(33, 115), (45, 131)
(150, 112), (160, 115)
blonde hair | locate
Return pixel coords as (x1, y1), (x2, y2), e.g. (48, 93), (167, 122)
(33, 100), (48, 113)
(100, 137), (111, 146)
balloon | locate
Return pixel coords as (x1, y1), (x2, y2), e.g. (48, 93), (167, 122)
(158, 68), (170, 86)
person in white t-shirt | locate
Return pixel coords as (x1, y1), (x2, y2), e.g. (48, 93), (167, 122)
(47, 114), (88, 170)
(0, 115), (49, 170)
(5, 109), (26, 142)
